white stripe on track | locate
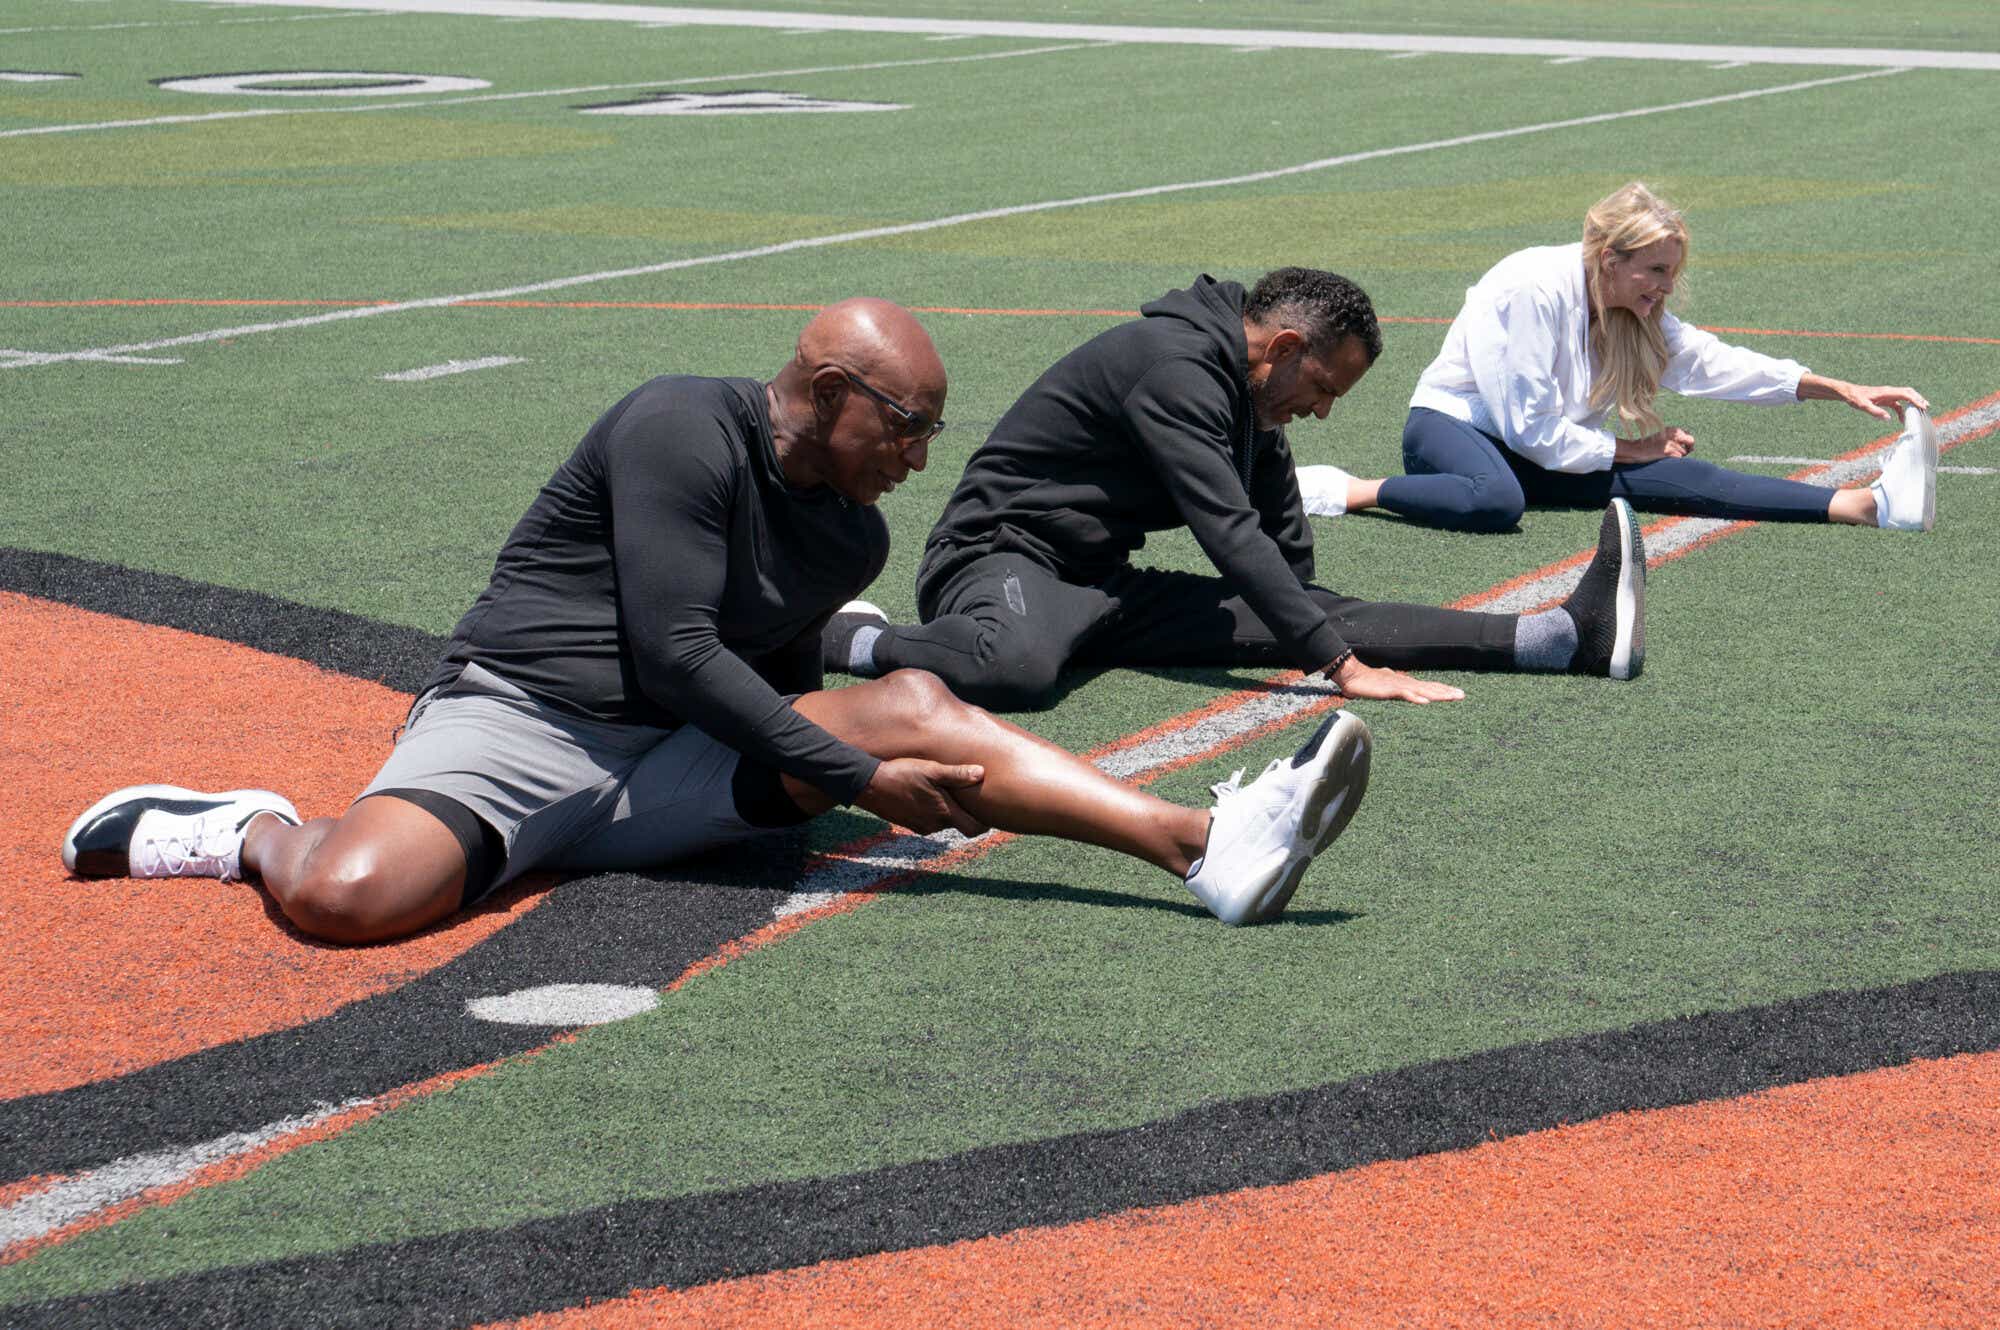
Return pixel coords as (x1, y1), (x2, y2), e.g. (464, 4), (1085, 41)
(1734, 453), (2000, 475)
(379, 355), (522, 381)
(177, 0), (2000, 71)
(2, 66), (1904, 370)
(0, 40), (1100, 141)
(0, 1101), (363, 1251)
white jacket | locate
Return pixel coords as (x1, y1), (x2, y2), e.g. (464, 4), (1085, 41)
(1409, 242), (1808, 473)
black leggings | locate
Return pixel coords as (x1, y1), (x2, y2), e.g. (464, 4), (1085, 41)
(1379, 407), (1838, 532)
(868, 551), (1519, 711)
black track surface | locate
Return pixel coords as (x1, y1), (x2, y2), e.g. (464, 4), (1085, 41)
(17, 970), (1998, 1329)
(0, 547), (445, 693)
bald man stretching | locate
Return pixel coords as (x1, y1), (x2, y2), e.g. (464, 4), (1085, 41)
(63, 300), (1375, 937)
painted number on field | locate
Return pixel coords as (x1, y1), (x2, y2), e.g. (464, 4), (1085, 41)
(576, 90), (907, 116)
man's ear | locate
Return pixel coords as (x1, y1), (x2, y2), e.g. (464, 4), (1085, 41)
(808, 365), (848, 420)
(1261, 326), (1306, 365)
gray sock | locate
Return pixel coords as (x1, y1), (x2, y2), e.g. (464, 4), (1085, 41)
(1512, 607), (1578, 672)
(848, 624), (885, 677)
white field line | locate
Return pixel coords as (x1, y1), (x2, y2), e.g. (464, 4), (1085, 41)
(1, 65), (1904, 371)
(178, 0), (2000, 71)
(0, 348), (180, 366)
(0, 1101), (363, 1252)
(0, 40), (1103, 140)
(0, 10), (379, 35)
(19, 393), (1997, 1249)
(379, 355), (522, 380)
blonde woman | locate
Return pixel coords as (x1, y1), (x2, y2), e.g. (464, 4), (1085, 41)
(1301, 183), (1936, 532)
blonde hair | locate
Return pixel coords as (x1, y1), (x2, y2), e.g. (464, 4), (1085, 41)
(1582, 182), (1689, 436)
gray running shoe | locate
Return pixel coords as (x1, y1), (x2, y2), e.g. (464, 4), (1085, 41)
(62, 785), (299, 881)
(1184, 711), (1372, 926)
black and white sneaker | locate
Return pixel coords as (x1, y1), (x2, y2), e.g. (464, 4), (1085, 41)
(822, 599), (889, 675)
(1562, 498), (1646, 681)
(1184, 711), (1372, 926)
(62, 785), (299, 881)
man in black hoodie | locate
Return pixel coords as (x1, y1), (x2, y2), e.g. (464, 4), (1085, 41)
(824, 268), (1645, 709)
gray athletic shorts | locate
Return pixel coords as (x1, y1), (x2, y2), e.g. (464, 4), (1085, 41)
(359, 662), (785, 901)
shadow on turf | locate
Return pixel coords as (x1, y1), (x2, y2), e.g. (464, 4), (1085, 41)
(889, 872), (1363, 924)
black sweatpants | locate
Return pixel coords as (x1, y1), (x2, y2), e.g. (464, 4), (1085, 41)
(870, 551), (1519, 710)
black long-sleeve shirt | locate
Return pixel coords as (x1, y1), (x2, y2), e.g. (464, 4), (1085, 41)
(422, 376), (888, 802)
(920, 276), (1346, 672)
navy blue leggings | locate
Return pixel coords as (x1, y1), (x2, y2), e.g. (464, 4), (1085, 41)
(1378, 407), (1838, 532)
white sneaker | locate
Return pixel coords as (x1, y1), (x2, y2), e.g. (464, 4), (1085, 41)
(1295, 464), (1356, 517)
(1184, 711), (1372, 925)
(1872, 405), (1937, 531)
(62, 785), (299, 881)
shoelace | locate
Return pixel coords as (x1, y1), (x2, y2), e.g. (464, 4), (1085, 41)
(1208, 757), (1283, 805)
(139, 816), (239, 880)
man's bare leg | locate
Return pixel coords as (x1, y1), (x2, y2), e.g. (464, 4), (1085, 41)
(789, 669), (1211, 875)
(242, 797), (468, 944)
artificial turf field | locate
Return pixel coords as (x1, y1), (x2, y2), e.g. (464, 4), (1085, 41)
(3, 0), (1999, 1323)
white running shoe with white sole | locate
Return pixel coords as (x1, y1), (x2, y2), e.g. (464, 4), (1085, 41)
(1184, 711), (1372, 925)
(61, 785), (300, 881)
(1295, 464), (1357, 517)
(1872, 405), (1938, 531)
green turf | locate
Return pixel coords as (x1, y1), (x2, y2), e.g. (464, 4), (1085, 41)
(3, 0), (1998, 1306)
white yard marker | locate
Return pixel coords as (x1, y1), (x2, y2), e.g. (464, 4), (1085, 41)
(0, 39), (1099, 139)
(465, 983), (659, 1025)
(170, 0), (2000, 70)
(379, 355), (522, 381)
(4, 66), (1906, 371)
(0, 72), (80, 82)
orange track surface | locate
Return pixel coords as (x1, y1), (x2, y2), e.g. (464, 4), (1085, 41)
(498, 1051), (2000, 1329)
(0, 593), (542, 1099)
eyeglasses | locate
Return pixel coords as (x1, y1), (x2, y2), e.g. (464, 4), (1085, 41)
(844, 370), (946, 444)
